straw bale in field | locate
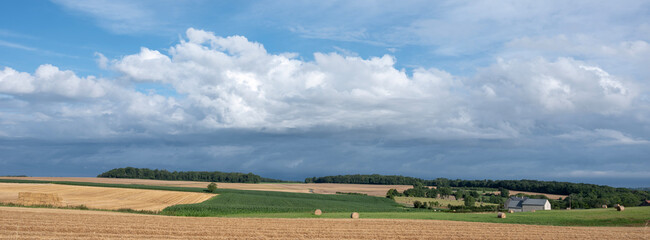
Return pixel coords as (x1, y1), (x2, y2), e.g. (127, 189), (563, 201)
(314, 209), (322, 215)
(350, 212), (359, 219)
(602, 205), (607, 208)
(497, 212), (506, 218)
(616, 205), (624, 211)
(508, 210), (514, 213)
(531, 209), (535, 213)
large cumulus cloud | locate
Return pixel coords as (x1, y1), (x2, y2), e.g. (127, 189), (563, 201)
(1, 28), (648, 184)
(0, 28), (644, 140)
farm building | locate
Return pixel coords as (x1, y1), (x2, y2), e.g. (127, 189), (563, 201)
(505, 197), (551, 212)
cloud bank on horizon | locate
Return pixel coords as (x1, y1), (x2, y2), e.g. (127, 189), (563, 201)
(0, 1), (649, 186)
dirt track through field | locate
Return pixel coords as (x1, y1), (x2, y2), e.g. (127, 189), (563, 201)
(0, 207), (647, 239)
(0, 183), (215, 211)
(0, 177), (412, 197)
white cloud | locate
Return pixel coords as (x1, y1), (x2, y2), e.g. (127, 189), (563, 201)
(557, 129), (650, 146)
(0, 28), (647, 144)
(53, 0), (156, 34)
(94, 52), (109, 69)
(0, 39), (37, 51)
(110, 28), (476, 137)
(472, 57), (635, 115)
(0, 65), (112, 98)
(563, 170), (650, 178)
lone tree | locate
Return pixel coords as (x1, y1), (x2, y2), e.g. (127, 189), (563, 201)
(207, 182), (218, 193)
(499, 187), (509, 198)
(464, 196), (476, 207)
(386, 189), (400, 199)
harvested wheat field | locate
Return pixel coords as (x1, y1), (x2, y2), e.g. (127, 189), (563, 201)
(0, 183), (215, 211)
(506, 190), (568, 200)
(0, 177), (412, 197)
(1, 207), (647, 240)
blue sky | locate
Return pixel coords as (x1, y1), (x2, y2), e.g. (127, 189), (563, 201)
(1, 1), (649, 187)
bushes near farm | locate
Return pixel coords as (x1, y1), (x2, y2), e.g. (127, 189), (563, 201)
(207, 183), (217, 193)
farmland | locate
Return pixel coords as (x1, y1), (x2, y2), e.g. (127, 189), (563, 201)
(2, 207), (648, 239)
(0, 183), (215, 211)
(0, 179), (406, 216)
(162, 188), (403, 216)
(0, 178), (647, 227)
(229, 207), (650, 227)
(0, 177), (412, 197)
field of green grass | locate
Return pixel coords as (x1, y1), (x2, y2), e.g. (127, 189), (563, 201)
(228, 207), (650, 227)
(394, 196), (498, 207)
(162, 190), (404, 216)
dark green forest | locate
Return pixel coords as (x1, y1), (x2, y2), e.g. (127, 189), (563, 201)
(305, 174), (426, 185)
(97, 167), (287, 183)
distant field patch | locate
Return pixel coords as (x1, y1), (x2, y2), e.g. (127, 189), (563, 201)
(394, 196), (498, 208)
(0, 177), (411, 197)
(0, 183), (215, 211)
(495, 190), (568, 200)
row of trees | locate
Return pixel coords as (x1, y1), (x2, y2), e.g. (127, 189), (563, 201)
(305, 174), (425, 185)
(386, 183), (455, 199)
(310, 174), (650, 208)
(98, 167), (265, 183)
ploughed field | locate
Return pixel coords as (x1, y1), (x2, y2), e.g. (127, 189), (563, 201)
(0, 183), (215, 211)
(0, 177), (412, 197)
(1, 207), (647, 240)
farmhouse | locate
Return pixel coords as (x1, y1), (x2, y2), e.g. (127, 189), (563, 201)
(505, 196), (551, 212)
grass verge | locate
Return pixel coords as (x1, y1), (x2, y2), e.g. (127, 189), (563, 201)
(227, 207), (650, 227)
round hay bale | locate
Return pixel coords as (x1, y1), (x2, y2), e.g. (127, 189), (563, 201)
(508, 210), (514, 213)
(616, 205), (625, 211)
(350, 212), (359, 219)
(314, 209), (322, 216)
(602, 205), (608, 208)
(531, 209), (536, 213)
(497, 212), (506, 219)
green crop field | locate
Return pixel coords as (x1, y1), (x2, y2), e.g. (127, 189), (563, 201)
(228, 207), (650, 227)
(162, 190), (404, 216)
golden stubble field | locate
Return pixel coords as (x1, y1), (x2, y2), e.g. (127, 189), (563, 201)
(0, 183), (215, 211)
(0, 177), (413, 197)
(499, 190), (568, 200)
(1, 207), (647, 240)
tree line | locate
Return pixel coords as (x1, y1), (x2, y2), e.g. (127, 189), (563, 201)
(98, 167), (271, 183)
(308, 174), (650, 208)
(305, 174), (426, 185)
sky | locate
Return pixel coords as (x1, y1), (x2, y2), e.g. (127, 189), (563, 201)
(1, 1), (649, 187)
